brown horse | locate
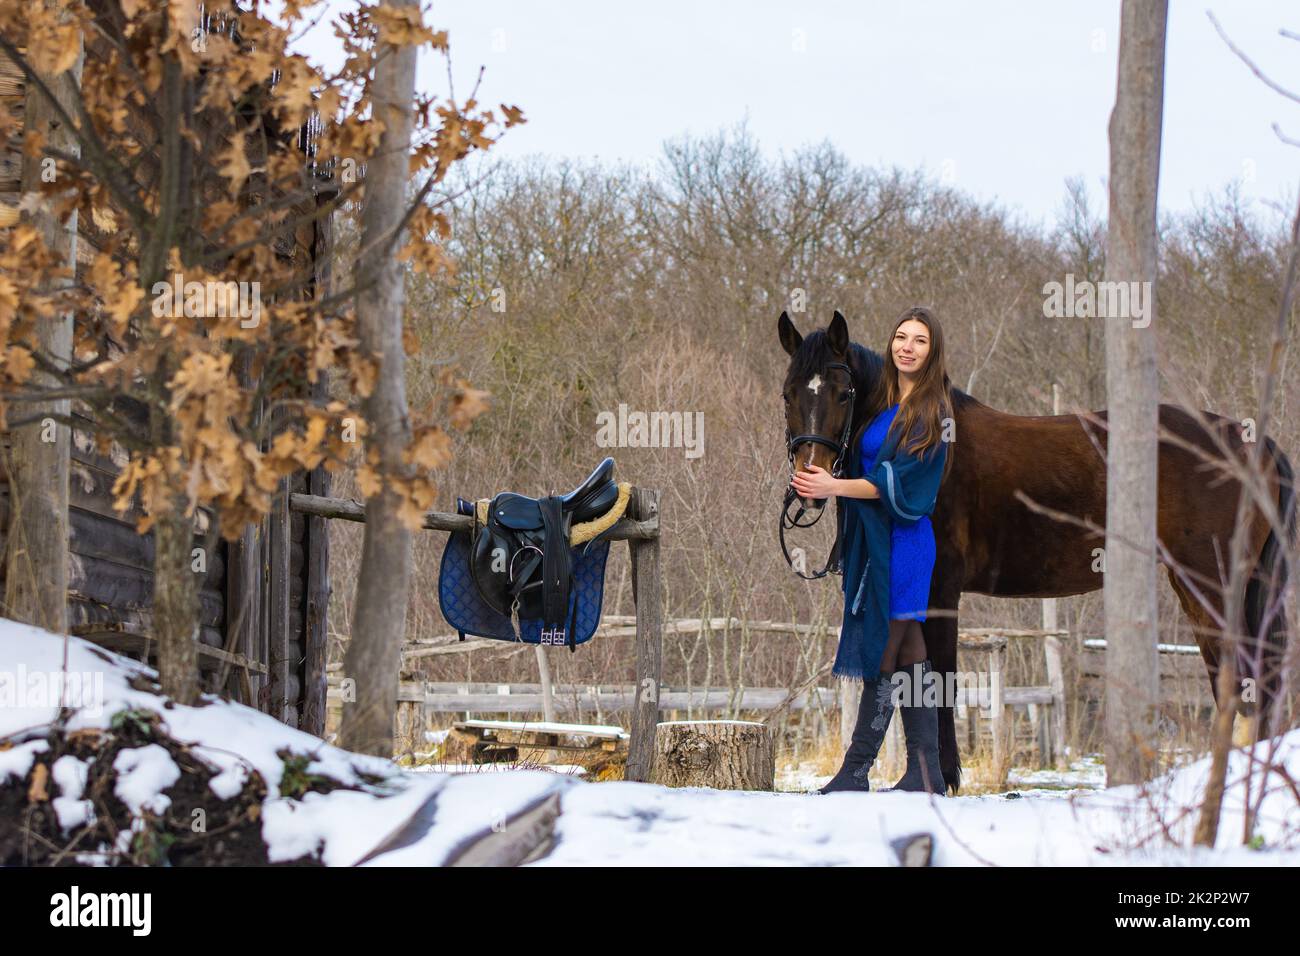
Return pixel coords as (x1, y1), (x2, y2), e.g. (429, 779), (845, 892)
(780, 311), (1295, 793)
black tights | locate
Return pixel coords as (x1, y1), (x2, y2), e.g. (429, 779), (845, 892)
(878, 618), (926, 674)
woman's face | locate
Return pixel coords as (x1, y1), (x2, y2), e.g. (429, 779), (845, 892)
(892, 318), (931, 376)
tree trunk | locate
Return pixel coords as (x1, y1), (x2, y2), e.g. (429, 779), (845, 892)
(140, 45), (201, 705)
(338, 0), (420, 756)
(1103, 0), (1167, 786)
(651, 720), (774, 790)
(4, 16), (82, 634)
(151, 503), (200, 705)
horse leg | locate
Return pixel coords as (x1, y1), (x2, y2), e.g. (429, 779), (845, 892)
(922, 594), (962, 794)
(1164, 567), (1231, 717)
(1242, 438), (1294, 739)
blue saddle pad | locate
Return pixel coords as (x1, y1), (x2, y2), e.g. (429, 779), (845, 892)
(437, 530), (610, 645)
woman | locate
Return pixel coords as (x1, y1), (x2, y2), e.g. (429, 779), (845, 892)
(791, 307), (953, 795)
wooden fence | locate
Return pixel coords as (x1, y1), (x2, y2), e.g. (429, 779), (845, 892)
(294, 486), (665, 781)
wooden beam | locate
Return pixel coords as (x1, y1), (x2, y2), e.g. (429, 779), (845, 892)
(268, 480), (293, 721)
(401, 638), (500, 659)
(625, 488), (662, 782)
(327, 682), (838, 713)
(288, 492), (659, 541)
(74, 625), (269, 675)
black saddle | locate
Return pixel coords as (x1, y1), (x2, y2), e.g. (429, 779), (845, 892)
(452, 458), (624, 648)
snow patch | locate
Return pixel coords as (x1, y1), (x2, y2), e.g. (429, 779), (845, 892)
(113, 744), (179, 816)
(0, 738), (48, 784)
(51, 754), (95, 831)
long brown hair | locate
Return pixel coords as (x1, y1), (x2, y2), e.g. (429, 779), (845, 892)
(864, 306), (954, 479)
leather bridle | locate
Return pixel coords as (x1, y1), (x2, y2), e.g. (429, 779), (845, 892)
(780, 361), (857, 580)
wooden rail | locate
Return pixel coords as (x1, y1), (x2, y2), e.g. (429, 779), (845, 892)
(288, 492), (659, 540)
(341, 680), (838, 714)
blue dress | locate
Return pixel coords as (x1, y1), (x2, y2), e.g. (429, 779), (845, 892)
(858, 404), (935, 621)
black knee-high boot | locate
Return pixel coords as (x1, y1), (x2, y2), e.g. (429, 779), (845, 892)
(886, 659), (946, 795)
(818, 674), (896, 793)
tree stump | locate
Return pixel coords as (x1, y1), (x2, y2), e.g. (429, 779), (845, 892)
(651, 720), (774, 790)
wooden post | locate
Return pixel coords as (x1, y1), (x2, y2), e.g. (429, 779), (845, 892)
(1028, 703), (1046, 768)
(838, 678), (861, 754)
(300, 209), (333, 736)
(302, 460), (331, 734)
(267, 480), (293, 722)
(625, 487), (662, 783)
(1041, 384), (1067, 767)
(1042, 632), (1066, 768)
(535, 645), (555, 724)
(884, 707), (904, 777)
(990, 636), (1009, 786)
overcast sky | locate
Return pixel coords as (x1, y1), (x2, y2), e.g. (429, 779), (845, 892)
(297, 1), (1300, 228)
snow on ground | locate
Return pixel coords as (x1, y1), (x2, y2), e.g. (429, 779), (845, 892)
(2, 621), (1297, 866)
(536, 734), (1300, 865)
(0, 620), (405, 864)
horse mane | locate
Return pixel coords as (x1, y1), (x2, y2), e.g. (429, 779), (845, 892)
(950, 386), (982, 411)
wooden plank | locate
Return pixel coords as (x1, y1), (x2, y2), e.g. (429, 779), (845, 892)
(402, 638), (501, 659)
(301, 461), (330, 734)
(267, 479), (293, 722)
(67, 552), (225, 627)
(1042, 575), (1065, 767)
(221, 516), (260, 705)
(625, 488), (662, 783)
(1083, 638), (1200, 654)
(1001, 686), (1055, 707)
(407, 686), (838, 714)
(839, 678), (861, 754)
(405, 680), (840, 704)
(990, 640), (1008, 786)
(300, 226), (332, 739)
(67, 505), (154, 568)
(958, 628), (1069, 639)
(226, 346), (266, 710)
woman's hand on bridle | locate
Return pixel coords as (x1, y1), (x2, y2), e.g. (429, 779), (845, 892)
(791, 464), (839, 500)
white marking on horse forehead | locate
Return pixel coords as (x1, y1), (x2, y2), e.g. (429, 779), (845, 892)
(807, 374), (823, 395)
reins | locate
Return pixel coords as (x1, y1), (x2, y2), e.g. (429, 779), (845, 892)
(780, 361), (856, 580)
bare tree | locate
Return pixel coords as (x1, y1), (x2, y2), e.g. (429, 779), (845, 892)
(1193, 11), (1300, 847)
(339, 0), (421, 756)
(1103, 0), (1167, 786)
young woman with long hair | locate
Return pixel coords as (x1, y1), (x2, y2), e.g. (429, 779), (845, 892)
(791, 306), (954, 794)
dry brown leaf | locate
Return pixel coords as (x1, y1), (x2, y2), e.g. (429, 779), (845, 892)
(28, 762), (49, 803)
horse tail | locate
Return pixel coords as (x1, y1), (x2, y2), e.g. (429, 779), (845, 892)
(1244, 436), (1296, 737)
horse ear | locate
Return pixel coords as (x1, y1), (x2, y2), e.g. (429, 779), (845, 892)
(828, 310), (849, 355)
(778, 311), (802, 356)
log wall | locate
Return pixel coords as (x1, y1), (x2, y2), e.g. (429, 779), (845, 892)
(0, 24), (331, 729)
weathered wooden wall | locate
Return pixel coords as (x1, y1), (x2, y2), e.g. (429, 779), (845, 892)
(0, 22), (332, 730)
